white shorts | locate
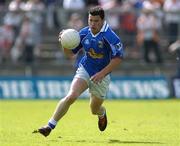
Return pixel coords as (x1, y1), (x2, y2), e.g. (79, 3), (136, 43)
(74, 65), (110, 99)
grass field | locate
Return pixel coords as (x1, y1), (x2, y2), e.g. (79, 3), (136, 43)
(0, 99), (179, 146)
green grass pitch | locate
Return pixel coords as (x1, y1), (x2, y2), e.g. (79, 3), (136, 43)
(0, 99), (179, 146)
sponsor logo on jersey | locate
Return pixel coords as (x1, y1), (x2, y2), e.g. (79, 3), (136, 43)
(88, 48), (104, 59)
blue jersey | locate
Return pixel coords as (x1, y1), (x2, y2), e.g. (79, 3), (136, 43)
(72, 21), (124, 77)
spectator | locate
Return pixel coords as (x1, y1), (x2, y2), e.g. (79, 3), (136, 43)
(86, 0), (99, 7)
(0, 24), (15, 62)
(4, 0), (24, 37)
(67, 13), (84, 31)
(136, 2), (163, 63)
(8, 0), (25, 11)
(22, 0), (45, 63)
(132, 0), (144, 10)
(62, 0), (86, 27)
(120, 2), (137, 47)
(0, 0), (6, 10)
(17, 15), (40, 63)
(10, 35), (24, 63)
(45, 0), (60, 30)
(99, 0), (121, 33)
(98, 0), (118, 10)
(23, 0), (45, 28)
(163, 0), (180, 45)
(144, 0), (164, 23)
(169, 40), (180, 77)
(63, 0), (85, 10)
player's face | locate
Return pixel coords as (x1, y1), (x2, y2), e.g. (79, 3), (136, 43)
(88, 14), (104, 35)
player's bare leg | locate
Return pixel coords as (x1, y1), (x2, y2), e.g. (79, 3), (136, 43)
(52, 78), (88, 121)
(90, 95), (107, 131)
(35, 78), (88, 137)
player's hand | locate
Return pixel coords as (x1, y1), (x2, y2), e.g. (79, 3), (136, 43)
(90, 72), (105, 84)
(58, 29), (65, 42)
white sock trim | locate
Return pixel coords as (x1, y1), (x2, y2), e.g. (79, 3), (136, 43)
(98, 110), (106, 118)
(49, 118), (57, 126)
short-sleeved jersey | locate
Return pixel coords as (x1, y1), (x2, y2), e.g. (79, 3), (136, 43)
(72, 21), (124, 77)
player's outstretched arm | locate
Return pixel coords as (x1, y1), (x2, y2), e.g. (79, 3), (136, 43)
(63, 47), (74, 59)
(90, 57), (122, 84)
(101, 57), (122, 75)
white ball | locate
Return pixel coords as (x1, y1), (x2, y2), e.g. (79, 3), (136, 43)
(60, 29), (80, 50)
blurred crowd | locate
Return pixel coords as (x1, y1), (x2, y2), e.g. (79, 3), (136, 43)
(0, 0), (179, 67)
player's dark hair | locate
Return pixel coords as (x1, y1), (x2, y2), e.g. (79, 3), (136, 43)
(89, 6), (105, 20)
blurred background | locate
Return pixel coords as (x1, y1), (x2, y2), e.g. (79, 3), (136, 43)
(0, 0), (179, 99)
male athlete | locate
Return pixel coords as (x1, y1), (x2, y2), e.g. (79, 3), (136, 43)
(34, 6), (124, 137)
